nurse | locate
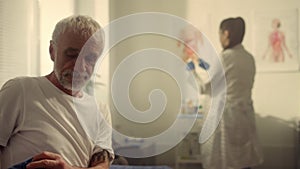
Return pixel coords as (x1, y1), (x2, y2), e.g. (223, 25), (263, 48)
(199, 17), (264, 169)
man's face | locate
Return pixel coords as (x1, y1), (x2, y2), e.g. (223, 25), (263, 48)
(51, 31), (102, 91)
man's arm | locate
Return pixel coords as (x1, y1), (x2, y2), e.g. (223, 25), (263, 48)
(0, 79), (24, 149)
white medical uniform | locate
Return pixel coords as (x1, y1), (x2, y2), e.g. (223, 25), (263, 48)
(199, 44), (263, 169)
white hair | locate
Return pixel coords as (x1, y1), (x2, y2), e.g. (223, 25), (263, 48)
(52, 15), (103, 43)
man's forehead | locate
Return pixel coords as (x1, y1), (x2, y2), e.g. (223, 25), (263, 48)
(61, 29), (102, 41)
(80, 40), (103, 55)
(58, 30), (103, 51)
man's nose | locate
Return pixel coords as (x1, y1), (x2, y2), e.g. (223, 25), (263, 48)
(76, 57), (87, 72)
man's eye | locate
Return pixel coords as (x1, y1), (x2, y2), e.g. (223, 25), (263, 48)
(67, 54), (78, 58)
(85, 55), (97, 65)
(64, 48), (80, 58)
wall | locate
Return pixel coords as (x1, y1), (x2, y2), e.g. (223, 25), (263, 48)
(109, 0), (187, 133)
(108, 0), (187, 165)
(186, 0), (300, 168)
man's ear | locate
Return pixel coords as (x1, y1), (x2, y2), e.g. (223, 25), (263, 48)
(49, 40), (55, 61)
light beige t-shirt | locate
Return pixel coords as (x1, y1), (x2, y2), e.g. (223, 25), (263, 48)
(0, 76), (112, 168)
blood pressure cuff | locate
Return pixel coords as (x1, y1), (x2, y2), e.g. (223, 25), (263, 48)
(8, 158), (34, 169)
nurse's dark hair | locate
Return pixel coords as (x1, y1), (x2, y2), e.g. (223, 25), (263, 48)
(220, 17), (245, 48)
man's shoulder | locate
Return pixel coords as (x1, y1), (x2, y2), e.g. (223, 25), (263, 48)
(1, 76), (44, 91)
(5, 76), (42, 83)
(17, 76), (45, 85)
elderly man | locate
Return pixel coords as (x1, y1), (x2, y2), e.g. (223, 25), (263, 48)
(0, 15), (113, 169)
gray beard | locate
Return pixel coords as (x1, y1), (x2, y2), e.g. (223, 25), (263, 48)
(55, 69), (89, 92)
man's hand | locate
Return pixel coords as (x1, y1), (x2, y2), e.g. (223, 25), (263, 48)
(26, 151), (111, 169)
(26, 151), (73, 169)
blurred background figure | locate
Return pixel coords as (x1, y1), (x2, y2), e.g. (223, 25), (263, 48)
(200, 17), (263, 169)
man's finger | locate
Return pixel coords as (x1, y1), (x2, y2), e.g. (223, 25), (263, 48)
(26, 159), (57, 169)
(31, 151), (61, 161)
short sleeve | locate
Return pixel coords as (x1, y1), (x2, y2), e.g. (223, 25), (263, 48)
(94, 103), (114, 159)
(0, 78), (24, 146)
